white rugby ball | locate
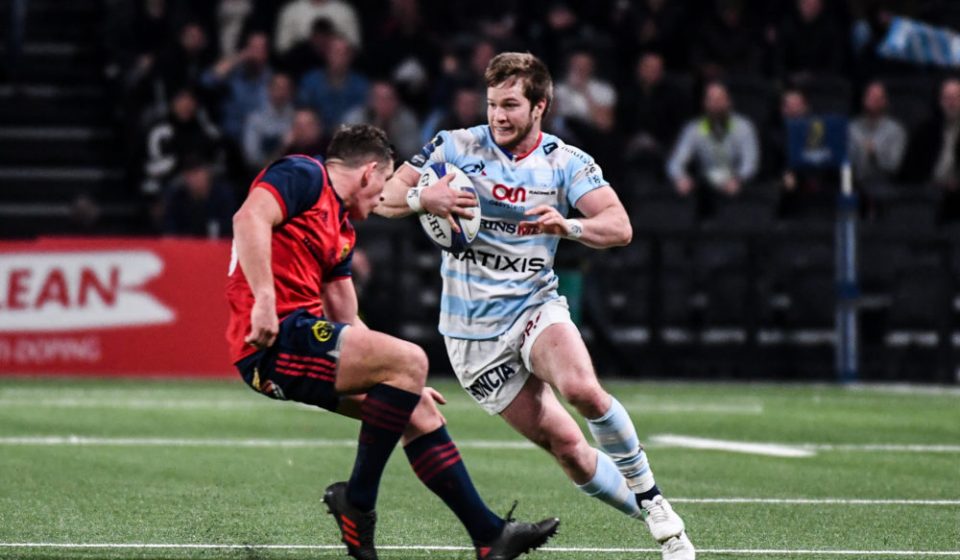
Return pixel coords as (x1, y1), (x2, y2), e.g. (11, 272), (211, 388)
(417, 163), (481, 254)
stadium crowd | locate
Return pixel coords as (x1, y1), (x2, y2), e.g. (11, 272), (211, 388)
(103, 0), (960, 236)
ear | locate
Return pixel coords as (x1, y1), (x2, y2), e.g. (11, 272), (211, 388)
(360, 161), (379, 188)
(533, 98), (548, 118)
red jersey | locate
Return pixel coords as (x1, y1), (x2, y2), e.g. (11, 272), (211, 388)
(226, 155), (356, 363)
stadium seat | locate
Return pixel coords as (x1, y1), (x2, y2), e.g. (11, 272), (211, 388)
(631, 193), (697, 233)
(873, 190), (939, 235)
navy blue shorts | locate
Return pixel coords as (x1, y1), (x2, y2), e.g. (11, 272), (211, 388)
(235, 308), (349, 412)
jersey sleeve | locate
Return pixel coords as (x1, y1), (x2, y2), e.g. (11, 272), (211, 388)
(253, 157), (325, 219)
(563, 146), (610, 207)
(325, 248), (354, 281)
(407, 130), (452, 171)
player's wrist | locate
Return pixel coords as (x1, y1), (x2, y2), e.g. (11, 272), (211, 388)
(564, 219), (584, 240)
(406, 186), (426, 213)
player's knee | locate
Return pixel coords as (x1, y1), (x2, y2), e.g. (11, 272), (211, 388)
(405, 392), (443, 437)
(558, 379), (607, 418)
(550, 433), (590, 470)
(400, 343), (429, 386)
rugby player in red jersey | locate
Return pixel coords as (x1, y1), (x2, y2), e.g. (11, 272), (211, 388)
(226, 124), (558, 560)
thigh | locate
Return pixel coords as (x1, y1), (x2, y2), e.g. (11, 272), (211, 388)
(521, 302), (600, 393)
(444, 335), (529, 415)
(500, 375), (586, 450)
(335, 323), (425, 394)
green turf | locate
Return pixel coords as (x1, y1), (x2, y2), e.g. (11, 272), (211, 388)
(0, 377), (958, 559)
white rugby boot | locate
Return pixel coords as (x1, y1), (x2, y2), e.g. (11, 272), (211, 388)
(660, 531), (696, 560)
(640, 495), (695, 559)
(640, 495), (684, 541)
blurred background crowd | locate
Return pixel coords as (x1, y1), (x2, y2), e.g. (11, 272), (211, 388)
(3, 0), (960, 379)
(14, 0), (960, 235)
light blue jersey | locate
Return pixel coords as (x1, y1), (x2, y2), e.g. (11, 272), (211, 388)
(408, 125), (609, 339)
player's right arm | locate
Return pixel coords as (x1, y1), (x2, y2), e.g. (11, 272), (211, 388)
(232, 188), (284, 349)
(376, 164), (475, 230)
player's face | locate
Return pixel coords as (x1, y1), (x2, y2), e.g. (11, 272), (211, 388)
(487, 80), (541, 151)
(351, 161), (394, 220)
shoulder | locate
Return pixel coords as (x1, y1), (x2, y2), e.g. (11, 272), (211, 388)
(550, 136), (595, 167)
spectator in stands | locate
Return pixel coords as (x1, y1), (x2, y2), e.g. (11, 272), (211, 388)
(667, 81), (760, 216)
(243, 73), (296, 170)
(216, 0), (254, 57)
(902, 78), (960, 186)
(274, 0), (361, 54)
(281, 108), (327, 157)
(619, 52), (690, 176)
(902, 78), (960, 220)
(433, 85), (484, 135)
(765, 88), (809, 186)
(848, 81), (907, 185)
(281, 17), (334, 82)
(161, 157), (237, 238)
(610, 0), (687, 71)
(200, 31), (272, 143)
(528, 2), (588, 73)
(777, 0), (846, 80)
(552, 48), (624, 184)
(690, 0), (763, 81)
(298, 34), (369, 128)
(429, 39), (495, 113)
(343, 80), (420, 160)
(139, 87), (223, 195)
(154, 21), (214, 106)
(553, 49), (617, 130)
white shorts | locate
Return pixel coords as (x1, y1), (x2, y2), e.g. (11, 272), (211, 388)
(444, 297), (575, 415)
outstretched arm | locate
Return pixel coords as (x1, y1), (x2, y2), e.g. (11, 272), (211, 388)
(520, 186), (632, 249)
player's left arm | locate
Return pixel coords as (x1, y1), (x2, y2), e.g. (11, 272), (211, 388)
(522, 186), (632, 249)
(321, 278), (368, 329)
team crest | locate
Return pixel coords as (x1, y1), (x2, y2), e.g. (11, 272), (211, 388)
(340, 242), (351, 259)
(312, 320), (334, 342)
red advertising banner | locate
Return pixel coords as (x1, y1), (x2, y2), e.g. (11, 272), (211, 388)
(0, 238), (234, 377)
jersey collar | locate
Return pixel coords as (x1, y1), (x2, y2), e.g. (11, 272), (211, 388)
(494, 130), (543, 162)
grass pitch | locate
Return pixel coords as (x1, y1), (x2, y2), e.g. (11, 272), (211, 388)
(0, 377), (958, 559)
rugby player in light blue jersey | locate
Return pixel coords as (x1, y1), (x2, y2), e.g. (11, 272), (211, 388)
(377, 52), (695, 560)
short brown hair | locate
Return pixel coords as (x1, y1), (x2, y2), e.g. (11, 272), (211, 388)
(484, 52), (553, 113)
(326, 124), (395, 167)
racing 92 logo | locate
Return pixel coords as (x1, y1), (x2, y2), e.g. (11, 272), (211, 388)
(492, 184), (527, 203)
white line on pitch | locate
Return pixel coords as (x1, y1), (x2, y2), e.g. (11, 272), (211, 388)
(651, 435), (960, 456)
(3, 435), (960, 455)
(1, 543), (958, 556)
(670, 498), (960, 505)
(650, 434), (816, 457)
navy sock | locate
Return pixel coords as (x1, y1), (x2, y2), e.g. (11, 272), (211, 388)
(347, 383), (420, 512)
(404, 426), (505, 543)
(635, 484), (662, 505)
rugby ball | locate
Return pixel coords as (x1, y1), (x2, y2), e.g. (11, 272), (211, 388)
(417, 163), (481, 254)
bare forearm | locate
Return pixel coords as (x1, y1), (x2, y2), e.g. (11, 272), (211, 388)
(233, 210), (276, 302)
(576, 206), (632, 249)
(375, 175), (417, 218)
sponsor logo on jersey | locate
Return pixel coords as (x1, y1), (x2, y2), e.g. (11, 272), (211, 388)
(466, 364), (516, 401)
(462, 161), (486, 175)
(480, 219), (539, 236)
(492, 184), (527, 203)
(450, 249), (545, 272)
(311, 320), (334, 342)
